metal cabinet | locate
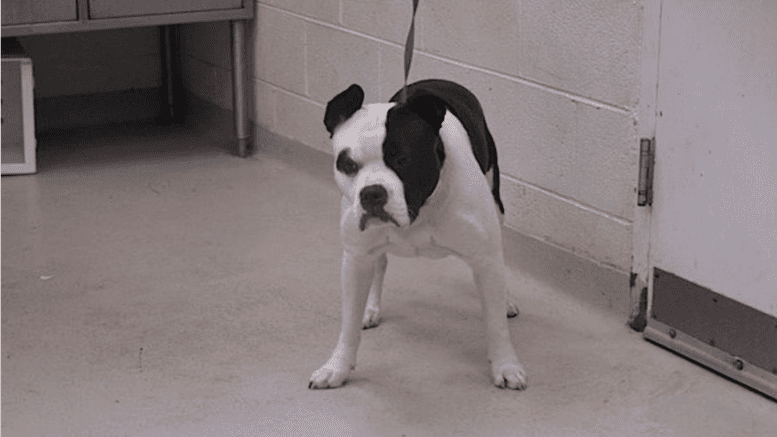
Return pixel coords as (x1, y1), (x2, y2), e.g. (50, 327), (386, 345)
(2, 0), (251, 35)
(89, 0), (243, 19)
(2, 0), (77, 26)
(3, 0), (249, 26)
(1, 0), (253, 156)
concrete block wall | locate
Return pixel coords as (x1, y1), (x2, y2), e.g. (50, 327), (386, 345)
(18, 28), (161, 98)
(181, 0), (644, 273)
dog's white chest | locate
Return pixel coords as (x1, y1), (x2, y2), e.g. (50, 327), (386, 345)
(381, 226), (451, 259)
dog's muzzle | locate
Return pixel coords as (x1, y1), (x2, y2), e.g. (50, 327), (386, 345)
(359, 184), (400, 231)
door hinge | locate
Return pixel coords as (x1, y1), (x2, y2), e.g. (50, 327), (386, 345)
(637, 137), (655, 207)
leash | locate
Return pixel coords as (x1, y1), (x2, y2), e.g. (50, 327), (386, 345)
(400, 0), (420, 104)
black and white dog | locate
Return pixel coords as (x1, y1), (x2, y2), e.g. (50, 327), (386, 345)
(310, 79), (527, 390)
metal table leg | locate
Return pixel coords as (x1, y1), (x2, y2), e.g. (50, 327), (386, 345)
(231, 20), (250, 157)
(159, 24), (182, 125)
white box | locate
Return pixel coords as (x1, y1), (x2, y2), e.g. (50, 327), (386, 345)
(2, 40), (37, 175)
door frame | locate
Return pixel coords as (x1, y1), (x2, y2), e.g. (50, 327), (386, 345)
(629, 0), (662, 329)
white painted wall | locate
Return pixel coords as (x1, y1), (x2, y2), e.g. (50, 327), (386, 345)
(181, 0), (644, 273)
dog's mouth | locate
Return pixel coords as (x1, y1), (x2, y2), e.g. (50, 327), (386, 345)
(359, 210), (400, 231)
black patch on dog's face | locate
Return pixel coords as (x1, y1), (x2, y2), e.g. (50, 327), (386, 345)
(383, 96), (447, 222)
(336, 148), (360, 177)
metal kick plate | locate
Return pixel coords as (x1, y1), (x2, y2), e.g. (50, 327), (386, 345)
(647, 268), (777, 400)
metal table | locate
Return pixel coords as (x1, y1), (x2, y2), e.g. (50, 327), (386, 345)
(2, 0), (253, 156)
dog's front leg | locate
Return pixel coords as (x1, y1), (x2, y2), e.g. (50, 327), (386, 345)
(310, 250), (376, 389)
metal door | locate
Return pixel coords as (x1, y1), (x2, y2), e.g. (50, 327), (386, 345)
(642, 1), (776, 399)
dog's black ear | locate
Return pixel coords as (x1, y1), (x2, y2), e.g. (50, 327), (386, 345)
(405, 95), (447, 132)
(324, 84), (365, 138)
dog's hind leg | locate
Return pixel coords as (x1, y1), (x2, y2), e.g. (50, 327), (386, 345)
(506, 289), (520, 319)
(362, 253), (387, 329)
(470, 257), (527, 390)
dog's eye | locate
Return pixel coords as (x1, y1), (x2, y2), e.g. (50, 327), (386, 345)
(336, 149), (360, 176)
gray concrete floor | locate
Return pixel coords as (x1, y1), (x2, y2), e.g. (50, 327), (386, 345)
(3, 100), (776, 436)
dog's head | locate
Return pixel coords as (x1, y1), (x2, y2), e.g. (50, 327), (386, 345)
(325, 84), (447, 232)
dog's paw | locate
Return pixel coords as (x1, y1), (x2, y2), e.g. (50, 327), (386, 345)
(309, 361), (353, 389)
(362, 304), (381, 329)
(491, 357), (527, 390)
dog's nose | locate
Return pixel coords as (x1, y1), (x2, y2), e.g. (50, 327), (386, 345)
(359, 184), (388, 211)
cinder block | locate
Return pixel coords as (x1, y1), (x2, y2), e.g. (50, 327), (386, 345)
(501, 175), (632, 271)
(377, 42), (405, 102)
(342, 0), (415, 45)
(306, 22), (381, 105)
(181, 55), (219, 106)
(32, 54), (161, 98)
(406, 51), (507, 102)
(19, 27), (158, 62)
(499, 84), (637, 221)
(247, 1), (642, 271)
(417, 1), (520, 78)
(179, 21), (232, 69)
(18, 28), (161, 97)
(252, 79), (277, 131)
(381, 44), (495, 105)
(211, 59), (234, 111)
(406, 51), (636, 221)
(182, 53), (240, 113)
(519, 0), (640, 108)
(254, 4), (306, 95)
(184, 54), (233, 111)
(275, 90), (329, 154)
(271, 0), (341, 24)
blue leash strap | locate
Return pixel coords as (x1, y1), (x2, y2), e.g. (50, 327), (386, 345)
(401, 0), (420, 104)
